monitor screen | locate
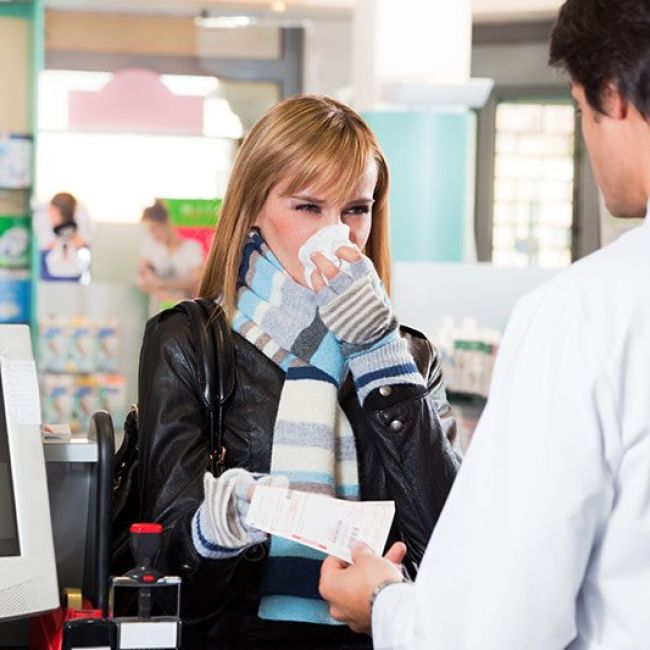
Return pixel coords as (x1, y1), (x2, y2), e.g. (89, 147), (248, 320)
(0, 326), (59, 620)
(0, 373), (20, 557)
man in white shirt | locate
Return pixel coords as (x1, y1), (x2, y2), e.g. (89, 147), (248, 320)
(319, 0), (650, 647)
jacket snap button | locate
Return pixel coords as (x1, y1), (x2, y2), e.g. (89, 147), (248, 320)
(181, 563), (193, 573)
(379, 386), (393, 397)
(389, 419), (403, 432)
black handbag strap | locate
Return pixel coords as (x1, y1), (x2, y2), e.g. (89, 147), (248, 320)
(179, 298), (235, 476)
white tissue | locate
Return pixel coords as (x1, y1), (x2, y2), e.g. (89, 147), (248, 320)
(298, 224), (352, 290)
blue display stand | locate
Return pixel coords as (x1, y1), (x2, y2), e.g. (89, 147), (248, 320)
(363, 111), (475, 263)
(0, 0), (43, 336)
(0, 271), (30, 323)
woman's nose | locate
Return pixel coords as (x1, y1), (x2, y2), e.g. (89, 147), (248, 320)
(322, 210), (343, 226)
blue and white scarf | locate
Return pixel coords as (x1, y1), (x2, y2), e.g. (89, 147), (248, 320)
(232, 230), (360, 625)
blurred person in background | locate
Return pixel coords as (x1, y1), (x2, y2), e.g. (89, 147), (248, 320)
(42, 191), (91, 283)
(136, 199), (204, 313)
(319, 1), (650, 648)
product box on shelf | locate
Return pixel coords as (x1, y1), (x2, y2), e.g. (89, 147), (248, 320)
(0, 189), (29, 215)
(97, 374), (127, 426)
(0, 215), (30, 268)
(40, 371), (127, 434)
(40, 317), (70, 373)
(41, 373), (75, 427)
(72, 375), (99, 435)
(0, 134), (33, 189)
(0, 268), (30, 323)
(39, 317), (122, 374)
(95, 320), (121, 373)
(431, 319), (501, 399)
(452, 339), (497, 398)
(69, 319), (95, 374)
(38, 315), (126, 433)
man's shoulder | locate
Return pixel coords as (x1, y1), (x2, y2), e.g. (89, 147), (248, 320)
(510, 222), (649, 348)
(529, 223), (648, 306)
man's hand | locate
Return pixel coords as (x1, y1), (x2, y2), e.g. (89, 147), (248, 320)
(319, 542), (407, 634)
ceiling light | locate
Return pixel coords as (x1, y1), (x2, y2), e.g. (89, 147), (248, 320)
(160, 75), (219, 97)
(380, 78), (495, 110)
(195, 7), (310, 29)
(194, 14), (255, 29)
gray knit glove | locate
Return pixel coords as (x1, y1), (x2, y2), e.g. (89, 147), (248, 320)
(317, 256), (426, 404)
(192, 469), (289, 559)
(315, 256), (398, 357)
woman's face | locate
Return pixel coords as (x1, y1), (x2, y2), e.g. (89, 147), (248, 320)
(254, 161), (378, 286)
(48, 204), (63, 228)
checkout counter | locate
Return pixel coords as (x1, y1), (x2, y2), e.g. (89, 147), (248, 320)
(0, 418), (114, 647)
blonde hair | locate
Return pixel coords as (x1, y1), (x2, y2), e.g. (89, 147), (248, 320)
(199, 94), (391, 320)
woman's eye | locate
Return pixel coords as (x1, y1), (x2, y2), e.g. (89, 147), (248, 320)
(345, 205), (370, 216)
(295, 204), (321, 213)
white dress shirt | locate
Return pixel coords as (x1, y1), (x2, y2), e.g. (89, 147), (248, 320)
(373, 211), (650, 650)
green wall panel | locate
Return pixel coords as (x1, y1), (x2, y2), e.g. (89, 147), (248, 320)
(364, 110), (475, 262)
(0, 3), (32, 19)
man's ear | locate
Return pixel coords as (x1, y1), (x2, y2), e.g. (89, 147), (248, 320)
(602, 81), (629, 120)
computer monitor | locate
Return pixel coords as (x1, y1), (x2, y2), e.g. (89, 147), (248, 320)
(0, 325), (59, 620)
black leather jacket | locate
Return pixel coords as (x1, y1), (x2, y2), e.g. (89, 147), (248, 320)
(137, 306), (459, 644)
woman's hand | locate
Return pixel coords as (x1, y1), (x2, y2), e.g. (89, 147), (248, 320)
(195, 470), (289, 559)
(312, 246), (398, 354)
(310, 245), (362, 292)
(235, 472), (290, 533)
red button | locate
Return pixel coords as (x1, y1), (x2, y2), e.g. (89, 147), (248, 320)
(142, 574), (155, 583)
(130, 523), (163, 534)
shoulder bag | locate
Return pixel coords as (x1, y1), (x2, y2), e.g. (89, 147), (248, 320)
(111, 298), (234, 575)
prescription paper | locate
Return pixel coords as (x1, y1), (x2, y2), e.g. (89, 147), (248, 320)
(1, 359), (42, 426)
(247, 485), (395, 563)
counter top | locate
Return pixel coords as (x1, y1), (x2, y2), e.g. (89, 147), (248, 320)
(43, 437), (98, 463)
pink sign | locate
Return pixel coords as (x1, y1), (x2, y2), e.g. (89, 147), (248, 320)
(68, 68), (204, 134)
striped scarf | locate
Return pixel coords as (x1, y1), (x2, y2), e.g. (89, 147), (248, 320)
(232, 230), (359, 625)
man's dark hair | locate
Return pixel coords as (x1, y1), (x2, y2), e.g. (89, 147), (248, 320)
(550, 0), (650, 118)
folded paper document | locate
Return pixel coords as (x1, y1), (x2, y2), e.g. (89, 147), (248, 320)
(247, 485), (395, 563)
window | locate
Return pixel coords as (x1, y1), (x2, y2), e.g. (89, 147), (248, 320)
(36, 69), (279, 223)
(491, 102), (575, 268)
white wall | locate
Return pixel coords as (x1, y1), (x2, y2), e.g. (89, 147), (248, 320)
(472, 41), (565, 87)
(303, 17), (353, 97)
(473, 0), (562, 21)
(393, 262), (557, 337)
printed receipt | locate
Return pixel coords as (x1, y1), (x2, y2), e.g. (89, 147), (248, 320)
(1, 360), (42, 426)
(246, 486), (395, 563)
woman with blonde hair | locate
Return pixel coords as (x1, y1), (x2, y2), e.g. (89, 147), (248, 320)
(136, 95), (458, 649)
